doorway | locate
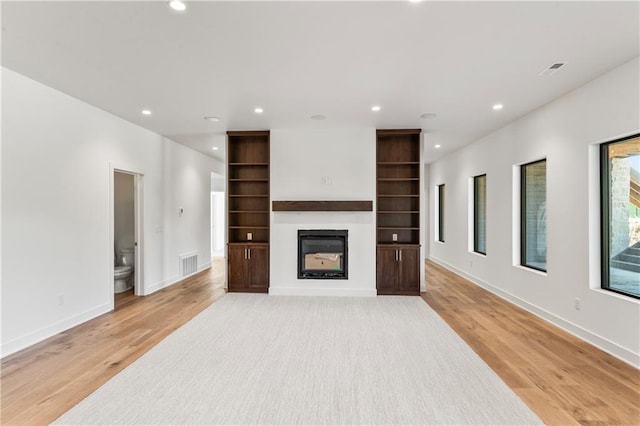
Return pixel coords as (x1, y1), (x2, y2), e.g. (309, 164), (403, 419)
(211, 172), (225, 290)
(211, 172), (225, 257)
(111, 167), (144, 310)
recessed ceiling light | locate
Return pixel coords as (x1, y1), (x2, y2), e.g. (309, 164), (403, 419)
(420, 113), (437, 119)
(434, 144), (441, 149)
(254, 107), (264, 114)
(169, 0), (186, 11)
(141, 109), (152, 116)
(492, 104), (503, 111)
(212, 147), (219, 151)
(310, 114), (326, 120)
(204, 116), (220, 122)
(371, 105), (381, 112)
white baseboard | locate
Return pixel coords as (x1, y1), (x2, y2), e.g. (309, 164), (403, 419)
(145, 275), (179, 295)
(144, 262), (212, 296)
(1, 303), (111, 358)
(428, 256), (640, 369)
(2, 261), (216, 358)
(269, 287), (376, 297)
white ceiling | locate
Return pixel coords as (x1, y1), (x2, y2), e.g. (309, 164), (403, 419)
(2, 1), (638, 163)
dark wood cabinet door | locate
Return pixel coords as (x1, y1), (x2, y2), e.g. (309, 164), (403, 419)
(376, 246), (398, 295)
(227, 245), (248, 292)
(247, 245), (269, 292)
(398, 246), (420, 295)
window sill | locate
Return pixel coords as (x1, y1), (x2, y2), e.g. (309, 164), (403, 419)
(590, 288), (640, 303)
(513, 264), (547, 277)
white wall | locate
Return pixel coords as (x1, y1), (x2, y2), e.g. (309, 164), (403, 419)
(1, 68), (224, 357)
(427, 57), (640, 367)
(159, 140), (219, 288)
(210, 174), (225, 192)
(270, 128), (377, 296)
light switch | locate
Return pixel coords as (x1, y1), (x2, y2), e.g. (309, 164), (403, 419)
(392, 233), (398, 242)
(247, 232), (253, 241)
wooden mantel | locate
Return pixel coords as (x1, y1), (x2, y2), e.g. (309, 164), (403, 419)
(272, 200), (373, 212)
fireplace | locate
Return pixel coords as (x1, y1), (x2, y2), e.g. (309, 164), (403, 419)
(298, 230), (348, 279)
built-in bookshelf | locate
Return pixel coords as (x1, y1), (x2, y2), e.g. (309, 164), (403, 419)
(376, 129), (421, 245)
(227, 131), (270, 244)
(227, 130), (270, 293)
(376, 129), (421, 296)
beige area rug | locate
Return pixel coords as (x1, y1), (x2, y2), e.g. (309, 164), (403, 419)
(54, 294), (542, 425)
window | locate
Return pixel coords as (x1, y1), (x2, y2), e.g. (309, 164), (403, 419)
(601, 134), (640, 299)
(474, 174), (487, 254)
(438, 184), (445, 242)
(521, 160), (547, 271)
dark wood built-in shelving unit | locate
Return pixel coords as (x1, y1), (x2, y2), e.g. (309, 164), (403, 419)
(376, 129), (421, 295)
(227, 130), (270, 293)
(272, 200), (373, 212)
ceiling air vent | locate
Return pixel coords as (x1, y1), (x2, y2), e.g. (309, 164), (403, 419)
(539, 62), (566, 77)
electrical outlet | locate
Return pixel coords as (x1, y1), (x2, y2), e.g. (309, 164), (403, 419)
(392, 233), (398, 242)
(58, 294), (64, 306)
(321, 176), (333, 185)
(247, 232), (253, 241)
(574, 298), (581, 311)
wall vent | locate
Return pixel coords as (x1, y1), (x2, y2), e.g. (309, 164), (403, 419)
(180, 252), (198, 277)
(539, 62), (566, 77)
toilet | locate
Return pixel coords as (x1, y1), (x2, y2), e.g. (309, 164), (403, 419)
(114, 248), (135, 293)
(114, 265), (133, 293)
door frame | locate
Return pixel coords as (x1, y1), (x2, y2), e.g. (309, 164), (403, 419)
(109, 163), (145, 309)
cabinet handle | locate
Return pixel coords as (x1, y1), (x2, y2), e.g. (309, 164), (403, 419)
(395, 249), (398, 261)
(248, 248), (251, 259)
(399, 249), (402, 262)
(244, 248), (247, 259)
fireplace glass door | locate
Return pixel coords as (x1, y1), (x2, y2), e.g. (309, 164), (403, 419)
(298, 230), (348, 279)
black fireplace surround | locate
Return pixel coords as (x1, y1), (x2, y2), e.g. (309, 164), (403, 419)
(298, 229), (348, 279)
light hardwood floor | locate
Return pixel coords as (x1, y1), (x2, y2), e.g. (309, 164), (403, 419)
(0, 258), (226, 425)
(422, 260), (640, 425)
(1, 259), (638, 425)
